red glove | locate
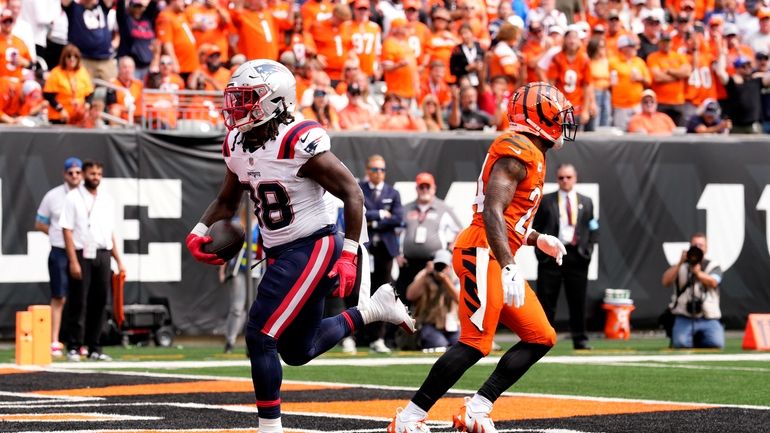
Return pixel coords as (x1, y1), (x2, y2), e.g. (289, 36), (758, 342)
(186, 233), (225, 265)
(328, 250), (358, 297)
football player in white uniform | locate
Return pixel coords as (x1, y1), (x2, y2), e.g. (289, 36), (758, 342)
(185, 59), (415, 433)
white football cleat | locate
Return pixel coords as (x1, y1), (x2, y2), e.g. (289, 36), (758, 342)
(363, 284), (416, 334)
(387, 408), (432, 433)
(452, 397), (497, 433)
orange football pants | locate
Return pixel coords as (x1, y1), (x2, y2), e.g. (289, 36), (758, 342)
(453, 246), (557, 356)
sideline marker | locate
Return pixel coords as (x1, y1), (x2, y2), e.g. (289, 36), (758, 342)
(29, 305), (52, 365)
(15, 311), (33, 365)
(742, 313), (770, 351)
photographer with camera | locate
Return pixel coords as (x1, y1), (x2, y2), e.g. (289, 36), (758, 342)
(661, 232), (724, 349)
(405, 249), (460, 351)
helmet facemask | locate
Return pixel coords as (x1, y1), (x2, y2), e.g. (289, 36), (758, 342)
(223, 84), (281, 132)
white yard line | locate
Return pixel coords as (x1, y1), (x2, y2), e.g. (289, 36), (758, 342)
(5, 352), (770, 371)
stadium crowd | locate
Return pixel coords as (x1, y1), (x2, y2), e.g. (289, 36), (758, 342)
(3, 0), (770, 132)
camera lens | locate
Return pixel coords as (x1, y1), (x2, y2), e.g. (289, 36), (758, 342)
(434, 262), (447, 272)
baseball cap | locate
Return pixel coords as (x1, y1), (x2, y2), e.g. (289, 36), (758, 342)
(758, 7), (770, 19)
(708, 14), (724, 25)
(22, 80), (41, 96)
(390, 17), (408, 28)
(592, 24), (606, 34)
(641, 89), (656, 100)
(0, 9), (13, 21)
(724, 23), (739, 36)
(433, 249), (452, 267)
(352, 0), (369, 9)
(64, 157), (83, 171)
(660, 31), (673, 41)
(415, 172), (435, 187)
(617, 35), (636, 48)
(757, 51), (769, 61)
(608, 10), (620, 20)
(734, 55), (752, 68)
(681, 0), (695, 10)
(198, 43), (221, 58)
(432, 7), (451, 21)
(701, 99), (721, 115)
(548, 25), (565, 35)
(403, 0), (421, 10)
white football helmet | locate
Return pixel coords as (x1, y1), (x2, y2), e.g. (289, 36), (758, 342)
(222, 59), (297, 132)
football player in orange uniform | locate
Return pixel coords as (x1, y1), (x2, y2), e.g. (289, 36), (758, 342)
(387, 82), (577, 433)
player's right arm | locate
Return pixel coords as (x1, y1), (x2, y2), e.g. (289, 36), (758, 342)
(483, 156), (528, 308)
(186, 167), (243, 265)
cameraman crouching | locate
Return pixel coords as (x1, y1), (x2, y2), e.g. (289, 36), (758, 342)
(405, 250), (460, 351)
(661, 233), (725, 349)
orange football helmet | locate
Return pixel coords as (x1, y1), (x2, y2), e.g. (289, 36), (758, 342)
(507, 82), (578, 148)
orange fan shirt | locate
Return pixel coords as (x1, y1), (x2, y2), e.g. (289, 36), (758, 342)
(609, 55), (651, 109)
(627, 111), (677, 134)
(287, 31), (317, 66)
(109, 76), (144, 121)
(684, 50), (717, 107)
(426, 29), (459, 79)
(520, 39), (547, 83)
(0, 35), (31, 81)
(381, 36), (418, 99)
(231, 9), (280, 61)
(43, 66), (94, 123)
(341, 20), (382, 77)
(269, 0), (294, 53)
(185, 3), (232, 62)
(311, 19), (348, 81)
(157, 9), (199, 74)
(488, 42), (520, 85)
(646, 50), (689, 105)
(419, 77), (452, 107)
(454, 132), (545, 254)
(406, 20), (432, 65)
(300, 0), (333, 32)
(0, 76), (22, 118)
(548, 50), (592, 115)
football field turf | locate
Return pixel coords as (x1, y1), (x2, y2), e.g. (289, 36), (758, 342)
(1, 335), (768, 432)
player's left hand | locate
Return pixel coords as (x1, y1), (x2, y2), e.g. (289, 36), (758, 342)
(537, 234), (567, 266)
(328, 250), (358, 297)
(501, 263), (526, 308)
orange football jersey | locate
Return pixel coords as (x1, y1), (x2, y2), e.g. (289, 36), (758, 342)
(454, 132), (546, 256)
(341, 20), (381, 77)
(548, 50), (592, 115)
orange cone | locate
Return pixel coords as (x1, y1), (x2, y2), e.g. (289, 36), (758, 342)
(15, 311), (33, 365)
(742, 314), (770, 351)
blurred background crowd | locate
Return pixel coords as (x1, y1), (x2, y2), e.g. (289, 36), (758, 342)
(2, 0), (770, 134)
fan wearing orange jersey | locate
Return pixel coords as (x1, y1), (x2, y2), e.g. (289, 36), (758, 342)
(604, 10), (627, 59)
(488, 23), (522, 91)
(301, 0), (334, 32)
(403, 0), (432, 69)
(609, 35), (651, 131)
(231, 0), (280, 61)
(0, 8), (31, 81)
(548, 29), (593, 125)
(157, 0), (199, 78)
(267, 0), (294, 54)
(285, 12), (317, 67)
(0, 76), (22, 123)
(682, 33), (721, 121)
(646, 32), (691, 126)
(188, 44), (231, 91)
(451, 0), (490, 49)
(185, 0), (232, 62)
(425, 8), (459, 83)
(387, 82), (576, 433)
(311, 4), (353, 82)
(382, 17), (419, 102)
(341, 0), (381, 79)
(419, 59), (452, 108)
(520, 20), (548, 84)
(107, 57), (143, 125)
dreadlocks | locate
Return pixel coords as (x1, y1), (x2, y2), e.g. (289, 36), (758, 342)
(241, 109), (296, 153)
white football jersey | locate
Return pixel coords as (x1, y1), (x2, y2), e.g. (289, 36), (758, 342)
(223, 119), (336, 248)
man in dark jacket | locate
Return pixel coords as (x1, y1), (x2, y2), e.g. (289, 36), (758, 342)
(533, 163), (598, 350)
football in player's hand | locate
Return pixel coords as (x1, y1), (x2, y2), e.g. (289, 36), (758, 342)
(202, 220), (245, 261)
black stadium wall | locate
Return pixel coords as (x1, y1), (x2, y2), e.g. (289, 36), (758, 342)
(1, 128), (769, 337)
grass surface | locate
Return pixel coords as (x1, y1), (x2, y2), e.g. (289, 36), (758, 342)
(7, 335), (761, 407)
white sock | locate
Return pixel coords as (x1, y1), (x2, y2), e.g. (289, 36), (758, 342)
(258, 416), (282, 432)
(469, 394), (493, 414)
(399, 401), (428, 422)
